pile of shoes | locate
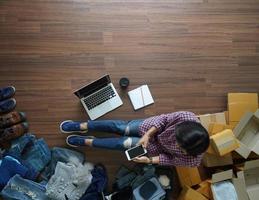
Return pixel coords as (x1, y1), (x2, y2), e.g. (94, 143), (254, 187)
(0, 86), (28, 149)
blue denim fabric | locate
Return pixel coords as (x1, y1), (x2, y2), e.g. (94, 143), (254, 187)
(88, 119), (143, 150)
(22, 138), (51, 172)
(80, 164), (108, 200)
(1, 174), (49, 200)
(88, 119), (144, 137)
(41, 147), (85, 180)
(92, 137), (140, 151)
(5, 134), (51, 172)
(7, 134), (36, 157)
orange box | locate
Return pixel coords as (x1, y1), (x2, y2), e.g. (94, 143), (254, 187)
(228, 93), (258, 124)
(206, 142), (217, 155)
(178, 185), (208, 200)
(210, 129), (240, 156)
(176, 167), (202, 187)
(196, 181), (213, 199)
(208, 123), (235, 136)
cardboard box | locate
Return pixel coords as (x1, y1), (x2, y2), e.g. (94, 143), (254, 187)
(178, 185), (208, 200)
(211, 169), (248, 200)
(228, 93), (258, 124)
(234, 110), (259, 158)
(236, 159), (259, 200)
(208, 123), (234, 136)
(202, 152), (233, 167)
(210, 129), (240, 156)
(176, 167), (202, 187)
(198, 112), (226, 131)
(224, 111), (229, 125)
(196, 181), (212, 199)
(206, 143), (217, 155)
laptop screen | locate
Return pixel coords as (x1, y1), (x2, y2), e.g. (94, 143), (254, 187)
(74, 75), (111, 98)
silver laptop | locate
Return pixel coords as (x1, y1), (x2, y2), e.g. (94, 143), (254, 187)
(74, 75), (123, 120)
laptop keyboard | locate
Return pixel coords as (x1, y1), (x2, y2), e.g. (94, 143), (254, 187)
(83, 86), (116, 110)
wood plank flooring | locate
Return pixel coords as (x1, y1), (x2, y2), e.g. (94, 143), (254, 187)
(0, 0), (259, 199)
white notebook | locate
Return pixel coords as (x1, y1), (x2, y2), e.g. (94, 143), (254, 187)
(128, 85), (154, 110)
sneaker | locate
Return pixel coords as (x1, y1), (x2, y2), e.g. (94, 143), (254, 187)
(0, 98), (16, 114)
(66, 135), (95, 148)
(0, 86), (15, 101)
(0, 122), (29, 146)
(0, 111), (26, 129)
(60, 120), (88, 134)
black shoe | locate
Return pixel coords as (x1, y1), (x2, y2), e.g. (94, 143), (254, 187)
(0, 86), (15, 101)
(0, 98), (16, 114)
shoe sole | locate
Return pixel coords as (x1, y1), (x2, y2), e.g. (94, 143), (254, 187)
(66, 134), (95, 148)
(60, 120), (88, 134)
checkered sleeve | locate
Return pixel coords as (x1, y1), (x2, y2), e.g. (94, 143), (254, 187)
(147, 114), (168, 132)
(159, 153), (202, 167)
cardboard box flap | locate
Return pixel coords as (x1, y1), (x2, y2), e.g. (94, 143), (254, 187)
(211, 169), (233, 183)
(244, 159), (259, 170)
(234, 112), (254, 138)
(228, 93), (258, 103)
(255, 109), (259, 118)
(232, 178), (249, 200)
(235, 141), (251, 159)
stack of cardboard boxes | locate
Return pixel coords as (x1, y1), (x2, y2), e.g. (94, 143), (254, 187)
(177, 93), (259, 200)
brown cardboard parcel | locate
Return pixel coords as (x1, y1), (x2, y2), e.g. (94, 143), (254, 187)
(234, 110), (259, 159)
(228, 93), (258, 124)
(198, 112), (226, 131)
(202, 152), (233, 167)
(210, 129), (240, 156)
(211, 169), (249, 200)
(236, 159), (259, 200)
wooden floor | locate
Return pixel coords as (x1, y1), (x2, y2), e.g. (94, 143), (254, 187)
(1, 0), (259, 199)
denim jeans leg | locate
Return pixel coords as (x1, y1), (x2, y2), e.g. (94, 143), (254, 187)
(22, 138), (51, 172)
(5, 134), (36, 158)
(92, 136), (140, 151)
(87, 119), (144, 136)
(1, 174), (48, 200)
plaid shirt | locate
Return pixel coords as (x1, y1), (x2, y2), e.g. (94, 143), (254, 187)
(139, 111), (203, 167)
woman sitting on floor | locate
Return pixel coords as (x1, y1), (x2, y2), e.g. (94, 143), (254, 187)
(60, 111), (209, 167)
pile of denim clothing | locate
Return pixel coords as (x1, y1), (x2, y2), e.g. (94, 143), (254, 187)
(0, 133), (108, 200)
(0, 86), (108, 200)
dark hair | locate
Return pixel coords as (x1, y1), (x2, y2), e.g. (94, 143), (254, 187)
(175, 121), (209, 156)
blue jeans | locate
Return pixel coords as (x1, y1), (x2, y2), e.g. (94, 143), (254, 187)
(1, 174), (48, 200)
(5, 134), (51, 173)
(87, 119), (144, 151)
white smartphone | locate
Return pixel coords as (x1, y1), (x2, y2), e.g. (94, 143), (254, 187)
(125, 145), (147, 161)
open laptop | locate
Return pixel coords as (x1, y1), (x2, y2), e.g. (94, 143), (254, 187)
(74, 75), (123, 120)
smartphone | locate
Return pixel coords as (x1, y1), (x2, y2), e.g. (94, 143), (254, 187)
(125, 145), (147, 161)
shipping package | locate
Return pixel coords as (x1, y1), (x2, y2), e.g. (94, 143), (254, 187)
(211, 170), (247, 200)
(176, 167), (202, 187)
(228, 93), (258, 125)
(198, 112), (226, 131)
(178, 185), (208, 200)
(202, 152), (233, 167)
(236, 159), (259, 200)
(234, 110), (259, 158)
(196, 181), (212, 199)
(208, 123), (234, 136)
(210, 129), (240, 156)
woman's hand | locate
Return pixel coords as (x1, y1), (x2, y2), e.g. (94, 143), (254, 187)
(137, 134), (150, 148)
(133, 156), (151, 164)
